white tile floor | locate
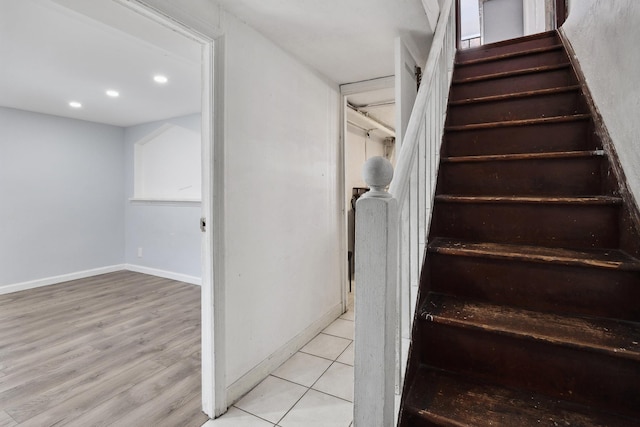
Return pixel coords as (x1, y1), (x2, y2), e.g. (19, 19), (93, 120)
(204, 297), (355, 427)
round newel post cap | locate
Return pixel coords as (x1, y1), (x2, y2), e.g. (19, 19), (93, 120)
(362, 156), (393, 198)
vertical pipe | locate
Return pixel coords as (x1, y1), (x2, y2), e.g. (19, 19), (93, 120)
(455, 0), (461, 50)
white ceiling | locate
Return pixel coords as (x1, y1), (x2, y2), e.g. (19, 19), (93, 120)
(0, 0), (202, 127)
(216, 0), (435, 85)
(0, 0), (436, 128)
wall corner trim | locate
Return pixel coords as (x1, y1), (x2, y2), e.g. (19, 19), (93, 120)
(124, 264), (202, 285)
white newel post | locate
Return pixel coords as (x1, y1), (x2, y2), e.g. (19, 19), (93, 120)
(354, 157), (398, 427)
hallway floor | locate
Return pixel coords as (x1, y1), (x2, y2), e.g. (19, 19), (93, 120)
(205, 295), (355, 427)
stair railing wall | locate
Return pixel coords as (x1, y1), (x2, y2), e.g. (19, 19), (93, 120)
(353, 0), (456, 425)
(389, 0), (456, 399)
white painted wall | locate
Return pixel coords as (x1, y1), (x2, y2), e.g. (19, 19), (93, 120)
(460, 0), (481, 39)
(0, 107), (125, 287)
(142, 0), (348, 401)
(523, 0), (547, 35)
(222, 11), (343, 388)
(133, 123), (201, 200)
(562, 0), (640, 208)
(124, 114), (202, 280)
(482, 0), (524, 44)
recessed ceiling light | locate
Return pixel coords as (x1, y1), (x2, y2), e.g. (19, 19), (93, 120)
(153, 74), (168, 84)
(106, 89), (120, 98)
(69, 101), (82, 109)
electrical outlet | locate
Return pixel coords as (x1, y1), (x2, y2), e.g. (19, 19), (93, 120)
(137, 247), (143, 258)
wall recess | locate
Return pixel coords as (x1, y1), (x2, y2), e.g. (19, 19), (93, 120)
(132, 123), (201, 202)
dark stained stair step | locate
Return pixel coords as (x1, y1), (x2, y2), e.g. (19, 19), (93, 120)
(400, 28), (640, 427)
(449, 85), (581, 106)
(451, 63), (577, 101)
(427, 238), (640, 271)
(450, 64), (577, 100)
(445, 114), (591, 132)
(443, 117), (596, 157)
(416, 320), (640, 418)
(402, 366), (639, 427)
(454, 46), (568, 80)
(419, 293), (640, 362)
(438, 150), (605, 196)
(456, 44), (564, 67)
(435, 195), (621, 205)
(452, 63), (571, 85)
(432, 196), (621, 249)
(442, 150), (604, 162)
(447, 88), (586, 126)
(426, 238), (640, 321)
(456, 31), (559, 63)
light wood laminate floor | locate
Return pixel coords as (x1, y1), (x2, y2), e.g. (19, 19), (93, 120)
(0, 271), (206, 427)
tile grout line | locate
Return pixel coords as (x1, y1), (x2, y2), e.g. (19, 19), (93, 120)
(273, 347), (355, 424)
(230, 405), (277, 425)
(321, 331), (354, 340)
(231, 311), (357, 426)
(307, 360), (355, 404)
(334, 339), (354, 364)
(274, 386), (312, 426)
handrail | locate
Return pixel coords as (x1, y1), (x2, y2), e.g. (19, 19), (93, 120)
(389, 0), (454, 203)
(388, 0), (456, 399)
(353, 0), (457, 425)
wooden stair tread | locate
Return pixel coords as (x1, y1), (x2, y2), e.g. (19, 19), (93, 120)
(442, 150), (604, 163)
(463, 30), (557, 49)
(445, 114), (591, 132)
(400, 31), (640, 427)
(435, 195), (622, 205)
(458, 30), (558, 57)
(428, 238), (640, 271)
(419, 293), (640, 361)
(453, 63), (572, 84)
(450, 85), (581, 106)
(405, 366), (639, 427)
(456, 44), (564, 67)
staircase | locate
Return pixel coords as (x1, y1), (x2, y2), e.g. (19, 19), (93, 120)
(398, 31), (640, 426)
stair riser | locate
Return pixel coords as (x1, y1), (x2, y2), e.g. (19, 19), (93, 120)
(418, 322), (640, 417)
(447, 91), (585, 126)
(401, 365), (640, 427)
(444, 120), (595, 157)
(438, 157), (604, 196)
(457, 33), (559, 62)
(427, 254), (640, 321)
(455, 49), (568, 80)
(431, 202), (619, 249)
(451, 67), (577, 101)
(399, 413), (443, 427)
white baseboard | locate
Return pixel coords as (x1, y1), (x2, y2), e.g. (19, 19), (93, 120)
(124, 264), (201, 286)
(0, 264), (126, 295)
(1, 264), (202, 295)
(226, 302), (344, 405)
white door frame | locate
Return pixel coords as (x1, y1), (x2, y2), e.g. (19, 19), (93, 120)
(112, 0), (227, 418)
(339, 76), (395, 313)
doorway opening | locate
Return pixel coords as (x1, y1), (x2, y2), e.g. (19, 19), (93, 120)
(340, 78), (397, 312)
(0, 0), (221, 421)
(458, 0), (567, 49)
